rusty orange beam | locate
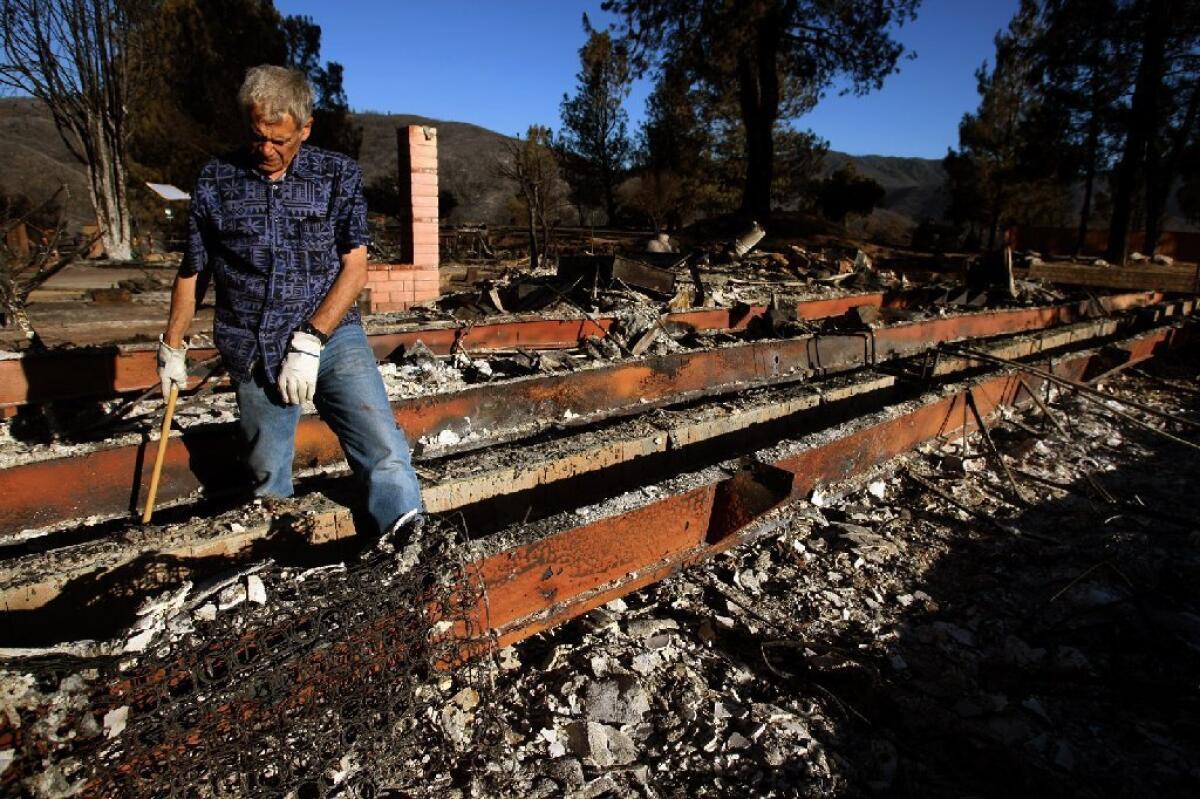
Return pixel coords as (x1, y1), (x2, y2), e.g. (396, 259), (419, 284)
(0, 294), (1173, 535)
(470, 322), (1189, 646)
(0, 292), (901, 409)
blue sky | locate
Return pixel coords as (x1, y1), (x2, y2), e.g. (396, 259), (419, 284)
(275, 0), (1019, 159)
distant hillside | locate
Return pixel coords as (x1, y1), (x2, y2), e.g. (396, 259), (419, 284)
(822, 151), (950, 224)
(0, 97), (953, 231)
(0, 97), (94, 227)
(0, 100), (519, 227)
(353, 111), (515, 224)
(3, 97), (1191, 237)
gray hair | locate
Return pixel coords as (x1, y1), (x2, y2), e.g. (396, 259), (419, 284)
(238, 65), (314, 127)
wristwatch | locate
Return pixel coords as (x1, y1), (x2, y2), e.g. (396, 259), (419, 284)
(298, 321), (329, 345)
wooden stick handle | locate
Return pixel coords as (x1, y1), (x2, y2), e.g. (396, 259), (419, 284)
(141, 384), (179, 524)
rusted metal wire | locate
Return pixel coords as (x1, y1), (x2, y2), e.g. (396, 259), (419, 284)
(950, 345), (1200, 432)
(1017, 378), (1067, 436)
(965, 389), (1028, 505)
(1, 523), (510, 798)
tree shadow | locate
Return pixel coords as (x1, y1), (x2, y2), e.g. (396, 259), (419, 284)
(717, 355), (1200, 797)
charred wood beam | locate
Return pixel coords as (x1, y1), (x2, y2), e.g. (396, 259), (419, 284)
(0, 291), (910, 409)
(0, 295), (1185, 536)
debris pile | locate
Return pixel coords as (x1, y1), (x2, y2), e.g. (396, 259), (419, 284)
(465, 356), (1200, 797)
(0, 522), (511, 798)
(0, 211), (1197, 798)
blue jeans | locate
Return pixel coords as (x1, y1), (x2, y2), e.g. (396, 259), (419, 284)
(234, 323), (423, 534)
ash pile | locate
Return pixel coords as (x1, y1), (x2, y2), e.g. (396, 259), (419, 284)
(4, 359), (1200, 798)
(0, 523), (511, 799)
(473, 358), (1200, 797)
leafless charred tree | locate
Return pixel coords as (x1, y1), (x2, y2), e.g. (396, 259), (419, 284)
(0, 0), (147, 260)
(498, 126), (564, 270)
(0, 185), (93, 348)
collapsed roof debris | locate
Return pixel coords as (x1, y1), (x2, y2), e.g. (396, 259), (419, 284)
(3, 354), (1198, 797)
(0, 215), (1198, 797)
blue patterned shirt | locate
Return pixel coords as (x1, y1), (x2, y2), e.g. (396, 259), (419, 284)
(182, 144), (369, 383)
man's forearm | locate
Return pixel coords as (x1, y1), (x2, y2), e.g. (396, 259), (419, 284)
(165, 273), (200, 348)
(309, 245), (368, 334)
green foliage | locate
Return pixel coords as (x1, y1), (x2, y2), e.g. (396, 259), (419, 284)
(283, 16), (362, 158)
(633, 58), (710, 225)
(638, 59), (707, 177)
(1034, 0), (1129, 182)
(558, 15), (632, 224)
(129, 2), (361, 190)
(773, 128), (829, 211)
(1109, 0), (1200, 257)
(604, 0), (920, 220)
(635, 54), (830, 225)
(817, 163), (885, 225)
(130, 0), (289, 186)
(942, 0), (1071, 248)
(946, 0), (1200, 258)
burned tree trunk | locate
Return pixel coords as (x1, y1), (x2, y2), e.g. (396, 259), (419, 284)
(737, 21), (782, 224)
(84, 111), (133, 261)
(1107, 0), (1168, 264)
(526, 197), (540, 271)
(0, 0), (139, 261)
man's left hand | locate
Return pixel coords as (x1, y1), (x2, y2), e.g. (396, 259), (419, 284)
(277, 329), (324, 404)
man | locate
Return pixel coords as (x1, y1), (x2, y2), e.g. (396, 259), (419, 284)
(157, 64), (423, 537)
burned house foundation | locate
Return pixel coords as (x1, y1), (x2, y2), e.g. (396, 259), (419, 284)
(1, 232), (1199, 798)
(2, 266), (1200, 791)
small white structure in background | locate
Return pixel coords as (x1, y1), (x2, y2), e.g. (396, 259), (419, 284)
(145, 183), (191, 223)
(145, 182), (190, 201)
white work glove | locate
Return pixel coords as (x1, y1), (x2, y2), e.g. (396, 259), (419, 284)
(277, 329), (324, 405)
(157, 335), (188, 398)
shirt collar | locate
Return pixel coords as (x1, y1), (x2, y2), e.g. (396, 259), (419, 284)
(240, 143), (314, 183)
(286, 144), (317, 180)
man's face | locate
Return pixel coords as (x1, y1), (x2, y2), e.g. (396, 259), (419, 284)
(247, 105), (311, 179)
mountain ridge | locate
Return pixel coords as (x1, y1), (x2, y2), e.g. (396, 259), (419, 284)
(0, 96), (966, 234)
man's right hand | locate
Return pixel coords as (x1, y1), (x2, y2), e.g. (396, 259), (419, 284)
(157, 335), (188, 397)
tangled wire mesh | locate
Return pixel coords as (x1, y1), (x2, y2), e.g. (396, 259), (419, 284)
(1, 521), (513, 798)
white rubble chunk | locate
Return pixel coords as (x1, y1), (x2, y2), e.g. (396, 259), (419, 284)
(245, 575), (267, 605)
(216, 583), (247, 611)
(102, 706), (129, 739)
(565, 721), (638, 767)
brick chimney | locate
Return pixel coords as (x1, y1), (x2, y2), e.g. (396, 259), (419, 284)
(363, 125), (440, 312)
